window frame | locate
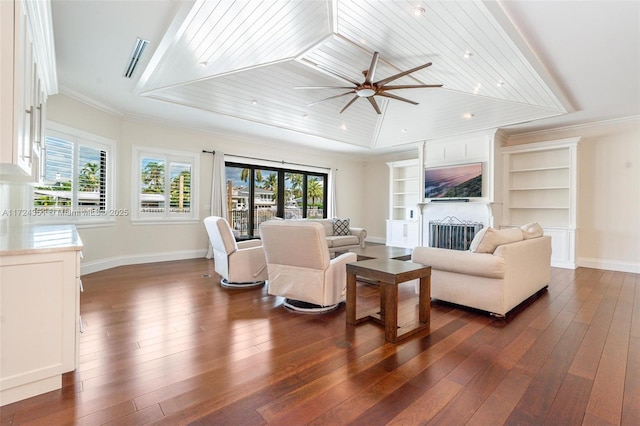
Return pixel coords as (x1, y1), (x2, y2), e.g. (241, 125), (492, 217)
(131, 145), (199, 224)
(30, 121), (116, 226)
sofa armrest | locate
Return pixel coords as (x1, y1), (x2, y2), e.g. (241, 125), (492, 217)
(236, 239), (262, 249)
(348, 227), (367, 248)
(412, 246), (505, 279)
(496, 236), (551, 283)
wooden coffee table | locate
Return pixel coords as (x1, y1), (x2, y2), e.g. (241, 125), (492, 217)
(346, 258), (431, 344)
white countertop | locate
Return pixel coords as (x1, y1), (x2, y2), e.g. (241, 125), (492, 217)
(0, 224), (83, 255)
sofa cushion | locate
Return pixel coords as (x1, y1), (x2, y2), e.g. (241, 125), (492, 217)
(326, 235), (360, 248)
(412, 246), (505, 279)
(470, 227), (524, 253)
(333, 218), (351, 236)
(520, 222), (544, 239)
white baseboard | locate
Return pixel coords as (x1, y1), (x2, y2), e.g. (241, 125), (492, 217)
(81, 249), (208, 275)
(578, 257), (640, 274)
(551, 260), (577, 270)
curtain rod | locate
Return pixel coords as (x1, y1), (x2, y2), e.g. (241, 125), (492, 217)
(202, 150), (331, 171)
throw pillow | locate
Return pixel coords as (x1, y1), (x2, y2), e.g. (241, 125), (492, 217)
(520, 222), (544, 239)
(333, 218), (351, 236)
(470, 227), (524, 253)
(468, 227), (488, 252)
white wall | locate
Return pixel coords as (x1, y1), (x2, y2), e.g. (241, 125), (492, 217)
(5, 94), (368, 274)
(506, 117), (640, 273)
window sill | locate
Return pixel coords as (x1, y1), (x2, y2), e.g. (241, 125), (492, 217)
(130, 218), (201, 226)
(29, 217), (116, 228)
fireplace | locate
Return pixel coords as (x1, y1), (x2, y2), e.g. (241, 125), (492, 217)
(429, 216), (483, 251)
(419, 201), (496, 249)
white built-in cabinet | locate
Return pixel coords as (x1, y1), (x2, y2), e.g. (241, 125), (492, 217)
(0, 0), (56, 178)
(0, 226), (83, 406)
(501, 138), (580, 268)
(386, 159), (421, 248)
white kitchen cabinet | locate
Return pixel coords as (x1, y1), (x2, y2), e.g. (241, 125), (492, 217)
(0, 225), (83, 406)
(0, 0), (56, 178)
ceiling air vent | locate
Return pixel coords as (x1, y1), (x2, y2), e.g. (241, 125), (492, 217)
(123, 37), (149, 78)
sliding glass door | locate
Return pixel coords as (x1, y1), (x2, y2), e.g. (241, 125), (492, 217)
(225, 162), (327, 237)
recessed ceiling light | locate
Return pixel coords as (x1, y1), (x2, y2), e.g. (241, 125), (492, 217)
(412, 6), (425, 16)
(463, 51), (473, 59)
(497, 80), (506, 87)
(198, 61), (208, 67)
(462, 112), (475, 119)
(340, 124), (347, 130)
(303, 114), (309, 119)
(252, 100), (258, 105)
(401, 128), (408, 133)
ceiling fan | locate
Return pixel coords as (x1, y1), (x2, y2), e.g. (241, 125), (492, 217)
(296, 52), (442, 114)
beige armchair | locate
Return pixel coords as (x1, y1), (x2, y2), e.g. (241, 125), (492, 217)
(204, 216), (268, 288)
(259, 220), (357, 313)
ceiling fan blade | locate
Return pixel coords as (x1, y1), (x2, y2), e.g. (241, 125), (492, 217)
(308, 90), (355, 106)
(364, 51), (380, 84)
(374, 62), (433, 86)
(294, 86), (355, 90)
(376, 91), (419, 105)
(339, 95), (359, 114)
(316, 64), (360, 86)
(368, 96), (381, 114)
(378, 84), (443, 90)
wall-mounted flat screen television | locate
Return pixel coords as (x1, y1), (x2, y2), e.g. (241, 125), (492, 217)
(424, 162), (483, 199)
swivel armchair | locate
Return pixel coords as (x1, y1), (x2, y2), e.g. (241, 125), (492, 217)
(259, 220), (357, 312)
(204, 216), (268, 288)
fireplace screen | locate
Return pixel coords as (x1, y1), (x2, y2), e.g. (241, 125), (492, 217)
(429, 217), (483, 251)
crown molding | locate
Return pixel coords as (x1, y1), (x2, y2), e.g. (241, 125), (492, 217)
(58, 86), (124, 117)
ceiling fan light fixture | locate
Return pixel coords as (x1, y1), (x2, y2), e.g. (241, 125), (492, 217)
(356, 88), (376, 97)
(299, 51), (441, 115)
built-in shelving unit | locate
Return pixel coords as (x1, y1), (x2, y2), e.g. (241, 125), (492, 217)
(386, 159), (420, 248)
(388, 159), (420, 220)
(502, 137), (580, 268)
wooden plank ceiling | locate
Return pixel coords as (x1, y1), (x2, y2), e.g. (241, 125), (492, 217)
(136, 0), (568, 150)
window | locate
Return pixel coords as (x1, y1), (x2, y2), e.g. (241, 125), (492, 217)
(132, 146), (199, 223)
(225, 161), (328, 237)
(32, 123), (115, 222)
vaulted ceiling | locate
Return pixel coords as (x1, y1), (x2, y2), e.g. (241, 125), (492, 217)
(51, 0), (640, 154)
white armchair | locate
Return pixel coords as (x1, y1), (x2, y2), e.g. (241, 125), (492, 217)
(259, 220), (357, 313)
(204, 216), (268, 288)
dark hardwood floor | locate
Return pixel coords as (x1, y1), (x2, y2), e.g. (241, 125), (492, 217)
(1, 258), (638, 425)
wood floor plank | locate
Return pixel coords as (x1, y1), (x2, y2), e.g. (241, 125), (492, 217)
(1, 259), (637, 426)
(584, 272), (635, 425)
(506, 321), (589, 424)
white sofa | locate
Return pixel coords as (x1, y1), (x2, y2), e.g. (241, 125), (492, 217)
(411, 224), (552, 317)
(301, 218), (367, 253)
